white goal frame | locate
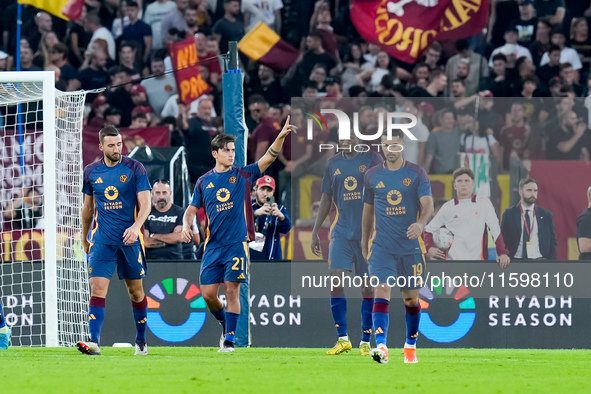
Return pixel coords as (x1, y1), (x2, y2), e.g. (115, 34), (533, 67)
(1, 71), (59, 346)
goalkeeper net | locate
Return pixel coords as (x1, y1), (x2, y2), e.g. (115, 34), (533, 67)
(0, 72), (89, 346)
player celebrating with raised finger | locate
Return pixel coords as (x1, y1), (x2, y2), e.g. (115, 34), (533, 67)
(182, 116), (295, 352)
(362, 129), (434, 364)
(78, 126), (152, 356)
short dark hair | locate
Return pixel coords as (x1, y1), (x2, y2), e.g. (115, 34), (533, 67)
(453, 167), (475, 181)
(132, 112), (147, 121)
(560, 62), (573, 72)
(439, 108), (455, 120)
(211, 133), (237, 151)
(99, 125), (121, 144)
(248, 94), (268, 106)
(51, 43), (69, 57)
(452, 78), (465, 86)
(492, 54), (507, 63)
(522, 74), (539, 85)
(548, 44), (561, 54)
(519, 178), (537, 190)
(430, 69), (445, 81)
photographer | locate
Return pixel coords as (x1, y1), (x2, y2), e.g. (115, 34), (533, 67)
(250, 176), (292, 260)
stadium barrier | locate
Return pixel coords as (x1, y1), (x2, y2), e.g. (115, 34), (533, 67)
(4, 260), (587, 348)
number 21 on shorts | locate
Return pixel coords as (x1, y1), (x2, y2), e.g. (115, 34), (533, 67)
(232, 257), (248, 274)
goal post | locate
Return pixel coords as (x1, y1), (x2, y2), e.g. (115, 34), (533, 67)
(0, 71), (89, 347)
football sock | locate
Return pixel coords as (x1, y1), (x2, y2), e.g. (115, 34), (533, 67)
(405, 302), (422, 346)
(225, 312), (239, 343)
(330, 288), (348, 337)
(373, 298), (389, 346)
(0, 301), (5, 328)
(132, 296), (148, 343)
(361, 292), (374, 342)
(210, 307), (226, 328)
(88, 296), (106, 344)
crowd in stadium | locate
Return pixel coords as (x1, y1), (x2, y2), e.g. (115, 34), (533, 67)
(1, 0), (591, 260)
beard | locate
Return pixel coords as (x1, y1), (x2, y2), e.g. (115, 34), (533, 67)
(156, 199), (168, 208)
(524, 196), (536, 205)
(105, 152), (120, 162)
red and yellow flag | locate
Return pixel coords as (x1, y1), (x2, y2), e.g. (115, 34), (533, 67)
(169, 37), (212, 105)
(350, 0), (489, 63)
(18, 0), (85, 21)
(238, 22), (300, 72)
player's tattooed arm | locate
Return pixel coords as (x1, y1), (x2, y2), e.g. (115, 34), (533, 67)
(258, 115), (297, 173)
(81, 194), (95, 254)
(310, 193), (333, 257)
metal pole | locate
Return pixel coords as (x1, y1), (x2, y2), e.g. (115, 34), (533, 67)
(228, 41), (239, 70)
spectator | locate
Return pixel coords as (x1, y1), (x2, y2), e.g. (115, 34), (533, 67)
(66, 6), (92, 68)
(182, 98), (218, 182)
(452, 59), (476, 96)
(104, 107), (122, 127)
(576, 186), (591, 260)
(88, 96), (109, 128)
(2, 187), (44, 230)
(24, 11), (53, 52)
(130, 112), (149, 128)
(424, 167), (510, 265)
(459, 106), (501, 158)
(358, 50), (398, 92)
(247, 95), (282, 173)
(130, 84), (151, 108)
(546, 110), (589, 160)
(106, 66), (135, 127)
(533, 0), (565, 26)
(409, 69), (447, 101)
(143, 180), (186, 260)
(499, 102), (534, 169)
(85, 11), (116, 60)
(246, 64), (287, 105)
(422, 42), (443, 71)
(333, 44), (370, 96)
(529, 18), (552, 66)
(407, 63), (430, 91)
(501, 178), (557, 260)
(78, 49), (110, 102)
(20, 45), (42, 71)
(212, 0), (244, 54)
(308, 64), (328, 93)
(0, 51), (8, 71)
(141, 56), (177, 117)
(293, 32), (337, 86)
(537, 45), (561, 86)
(424, 109), (462, 174)
(508, 0), (538, 47)
(111, 0), (131, 39)
(559, 63), (584, 97)
(482, 54), (515, 97)
(310, 3), (339, 61)
(489, 26), (533, 67)
(568, 17), (591, 60)
(446, 39), (488, 94)
(143, 0), (177, 50)
(161, 0), (189, 47)
(184, 6), (200, 37)
(518, 74), (539, 98)
(194, 33), (222, 84)
(33, 31), (60, 68)
(250, 176), (292, 260)
(121, 1), (153, 64)
(49, 43), (80, 91)
(540, 28), (583, 72)
(400, 100), (430, 167)
(243, 0), (283, 34)
(119, 41), (142, 80)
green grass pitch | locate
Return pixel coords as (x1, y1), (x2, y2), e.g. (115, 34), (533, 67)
(1, 348), (590, 393)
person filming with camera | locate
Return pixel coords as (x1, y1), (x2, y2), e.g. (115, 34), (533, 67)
(250, 176), (292, 260)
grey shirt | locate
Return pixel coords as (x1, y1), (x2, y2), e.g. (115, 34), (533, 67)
(141, 74), (178, 117)
(426, 128), (462, 174)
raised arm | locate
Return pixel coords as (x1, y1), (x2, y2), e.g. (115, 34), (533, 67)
(258, 116), (296, 173)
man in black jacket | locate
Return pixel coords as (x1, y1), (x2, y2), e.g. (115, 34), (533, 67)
(501, 178), (557, 259)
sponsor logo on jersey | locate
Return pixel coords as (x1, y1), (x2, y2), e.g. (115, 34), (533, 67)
(344, 176), (358, 191)
(104, 186), (119, 201)
(387, 190), (402, 206)
(216, 188), (231, 202)
(95, 177), (103, 184)
(376, 181), (385, 188)
(206, 182), (215, 189)
(334, 169), (341, 176)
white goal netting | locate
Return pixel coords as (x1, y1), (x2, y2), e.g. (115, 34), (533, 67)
(0, 74), (89, 346)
